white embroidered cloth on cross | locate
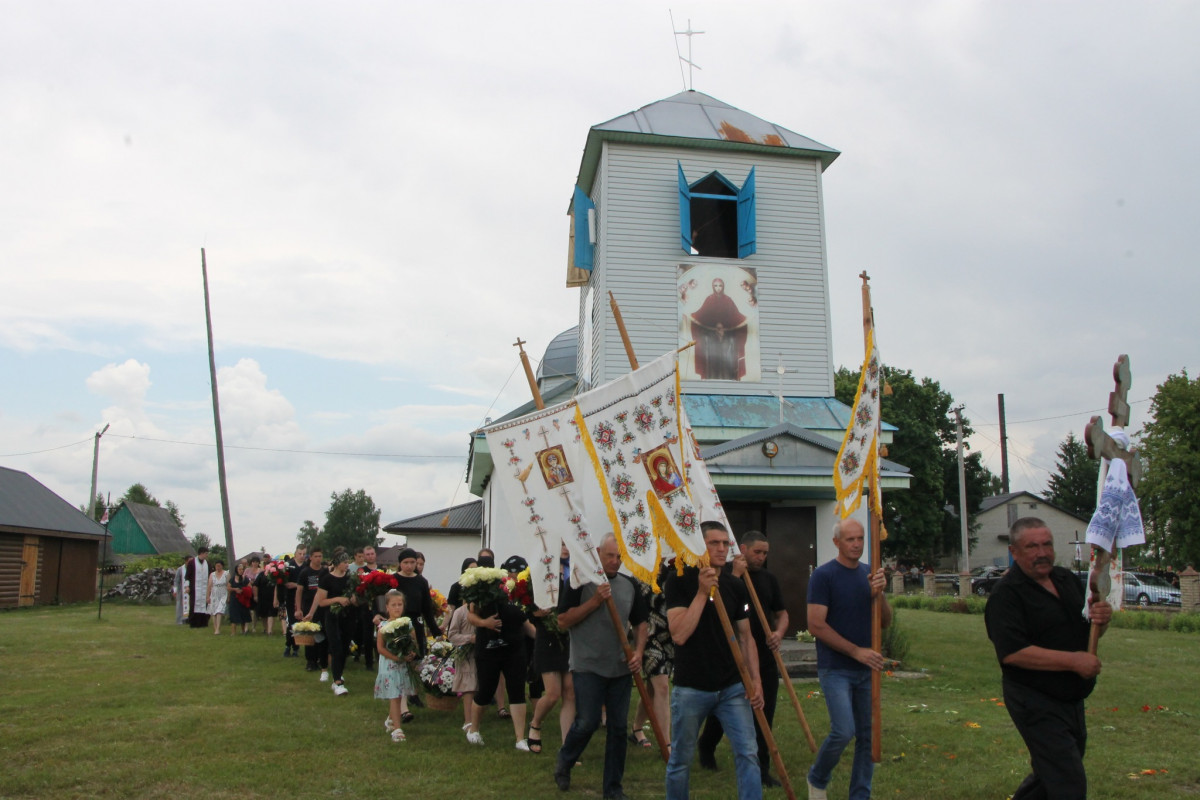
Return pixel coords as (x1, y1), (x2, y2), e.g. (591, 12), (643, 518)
(483, 400), (607, 609)
(575, 352), (717, 588)
(1085, 428), (1145, 552)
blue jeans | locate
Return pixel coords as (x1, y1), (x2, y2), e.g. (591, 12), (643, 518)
(667, 683), (761, 800)
(809, 669), (874, 800)
(556, 671), (631, 798)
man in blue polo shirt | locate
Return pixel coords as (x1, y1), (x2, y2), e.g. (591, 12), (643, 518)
(806, 518), (891, 800)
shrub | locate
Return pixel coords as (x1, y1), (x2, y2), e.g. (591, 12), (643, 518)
(882, 612), (910, 664)
(122, 553), (187, 575)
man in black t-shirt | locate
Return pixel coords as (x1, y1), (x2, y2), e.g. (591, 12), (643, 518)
(664, 521), (763, 800)
(985, 517), (1112, 800)
(697, 529), (788, 788)
(294, 547), (328, 679)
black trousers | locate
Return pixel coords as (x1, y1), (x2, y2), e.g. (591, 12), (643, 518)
(1003, 679), (1088, 800)
(697, 653), (780, 776)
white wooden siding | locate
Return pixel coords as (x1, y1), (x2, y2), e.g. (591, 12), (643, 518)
(587, 141), (835, 395)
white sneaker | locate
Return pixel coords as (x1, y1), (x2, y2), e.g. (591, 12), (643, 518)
(466, 730), (484, 745)
(319, 670), (329, 682)
(807, 780), (828, 800)
(332, 683), (348, 696)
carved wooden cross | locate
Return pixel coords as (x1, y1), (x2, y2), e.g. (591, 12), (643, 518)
(1083, 355), (1143, 486)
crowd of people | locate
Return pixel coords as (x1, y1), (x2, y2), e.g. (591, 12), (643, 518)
(169, 513), (1110, 800)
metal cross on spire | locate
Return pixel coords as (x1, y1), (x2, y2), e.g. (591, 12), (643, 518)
(670, 11), (704, 91)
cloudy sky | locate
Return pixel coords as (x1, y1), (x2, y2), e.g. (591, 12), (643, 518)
(2, 1), (1196, 560)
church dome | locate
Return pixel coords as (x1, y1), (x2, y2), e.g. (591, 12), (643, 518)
(536, 326), (578, 385)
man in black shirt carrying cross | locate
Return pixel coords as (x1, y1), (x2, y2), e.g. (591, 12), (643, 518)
(985, 517), (1113, 800)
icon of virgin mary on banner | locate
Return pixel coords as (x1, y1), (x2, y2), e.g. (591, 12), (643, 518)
(678, 263), (760, 383)
(575, 352), (719, 588)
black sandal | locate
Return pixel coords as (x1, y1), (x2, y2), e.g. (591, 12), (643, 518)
(498, 707), (511, 719)
(628, 731), (653, 749)
(527, 724), (542, 754)
(400, 711), (415, 723)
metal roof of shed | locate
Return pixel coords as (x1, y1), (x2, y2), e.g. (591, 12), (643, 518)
(383, 500), (483, 534)
(0, 466), (107, 539)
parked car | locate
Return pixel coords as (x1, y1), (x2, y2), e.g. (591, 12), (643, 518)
(1125, 572), (1181, 606)
(1071, 569), (1181, 606)
(935, 565), (1008, 595)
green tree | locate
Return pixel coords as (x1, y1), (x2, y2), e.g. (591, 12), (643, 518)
(165, 500), (186, 531)
(1045, 432), (1100, 518)
(296, 520), (323, 552)
(1137, 370), (1200, 568)
(835, 365), (999, 562)
(189, 532), (226, 565)
(79, 493), (107, 522)
(322, 489), (381, 554)
(121, 483), (158, 506)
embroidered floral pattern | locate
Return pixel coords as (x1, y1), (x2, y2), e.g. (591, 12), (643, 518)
(593, 421), (616, 451)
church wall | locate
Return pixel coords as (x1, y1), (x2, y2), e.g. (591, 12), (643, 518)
(589, 141), (834, 395)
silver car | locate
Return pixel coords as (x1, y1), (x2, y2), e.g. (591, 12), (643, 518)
(1124, 572), (1181, 606)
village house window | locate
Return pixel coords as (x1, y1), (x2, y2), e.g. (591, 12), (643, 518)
(678, 163), (756, 259)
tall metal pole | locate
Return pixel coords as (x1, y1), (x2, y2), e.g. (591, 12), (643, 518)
(954, 406), (970, 580)
(202, 249), (236, 564)
(997, 393), (1010, 494)
(87, 423), (110, 520)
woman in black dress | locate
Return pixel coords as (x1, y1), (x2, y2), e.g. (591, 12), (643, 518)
(227, 561), (254, 634)
(393, 548), (441, 658)
(526, 546), (573, 753)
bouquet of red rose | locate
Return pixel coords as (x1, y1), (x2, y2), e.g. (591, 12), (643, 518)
(356, 569), (398, 608)
(506, 567), (562, 633)
(263, 559), (291, 586)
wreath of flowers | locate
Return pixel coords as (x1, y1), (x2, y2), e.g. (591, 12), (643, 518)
(418, 639), (457, 697)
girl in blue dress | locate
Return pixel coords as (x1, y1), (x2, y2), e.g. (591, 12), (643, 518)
(375, 589), (416, 742)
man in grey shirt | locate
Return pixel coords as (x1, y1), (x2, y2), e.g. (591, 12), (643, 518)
(554, 534), (649, 800)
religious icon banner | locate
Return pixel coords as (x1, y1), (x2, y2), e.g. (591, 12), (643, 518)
(677, 263), (761, 383)
(483, 400), (606, 609)
(575, 352), (714, 588)
(833, 328), (883, 519)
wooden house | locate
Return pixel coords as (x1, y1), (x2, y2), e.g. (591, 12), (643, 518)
(106, 501), (194, 563)
(0, 466), (108, 607)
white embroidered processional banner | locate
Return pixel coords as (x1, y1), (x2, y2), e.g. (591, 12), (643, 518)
(575, 352), (717, 588)
(483, 400), (606, 609)
(833, 329), (883, 519)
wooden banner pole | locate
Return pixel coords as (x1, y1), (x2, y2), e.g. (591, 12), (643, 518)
(741, 570), (817, 752)
(859, 272), (884, 764)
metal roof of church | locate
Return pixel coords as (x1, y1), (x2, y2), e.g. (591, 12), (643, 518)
(536, 325), (578, 383)
(577, 90), (840, 194)
(682, 394), (898, 432)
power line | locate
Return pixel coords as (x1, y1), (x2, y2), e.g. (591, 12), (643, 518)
(102, 432), (462, 459)
(0, 438), (93, 457)
(970, 397), (1151, 427)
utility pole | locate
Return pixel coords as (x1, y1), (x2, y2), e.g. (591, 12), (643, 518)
(997, 393), (1010, 493)
(87, 423), (110, 520)
(202, 249), (237, 565)
(954, 406), (970, 592)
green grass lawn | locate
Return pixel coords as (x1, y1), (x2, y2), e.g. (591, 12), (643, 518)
(1, 603), (1197, 799)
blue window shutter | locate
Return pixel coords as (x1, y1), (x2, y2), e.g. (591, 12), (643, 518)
(737, 167), (757, 258)
(573, 186), (595, 271)
(677, 162), (692, 254)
